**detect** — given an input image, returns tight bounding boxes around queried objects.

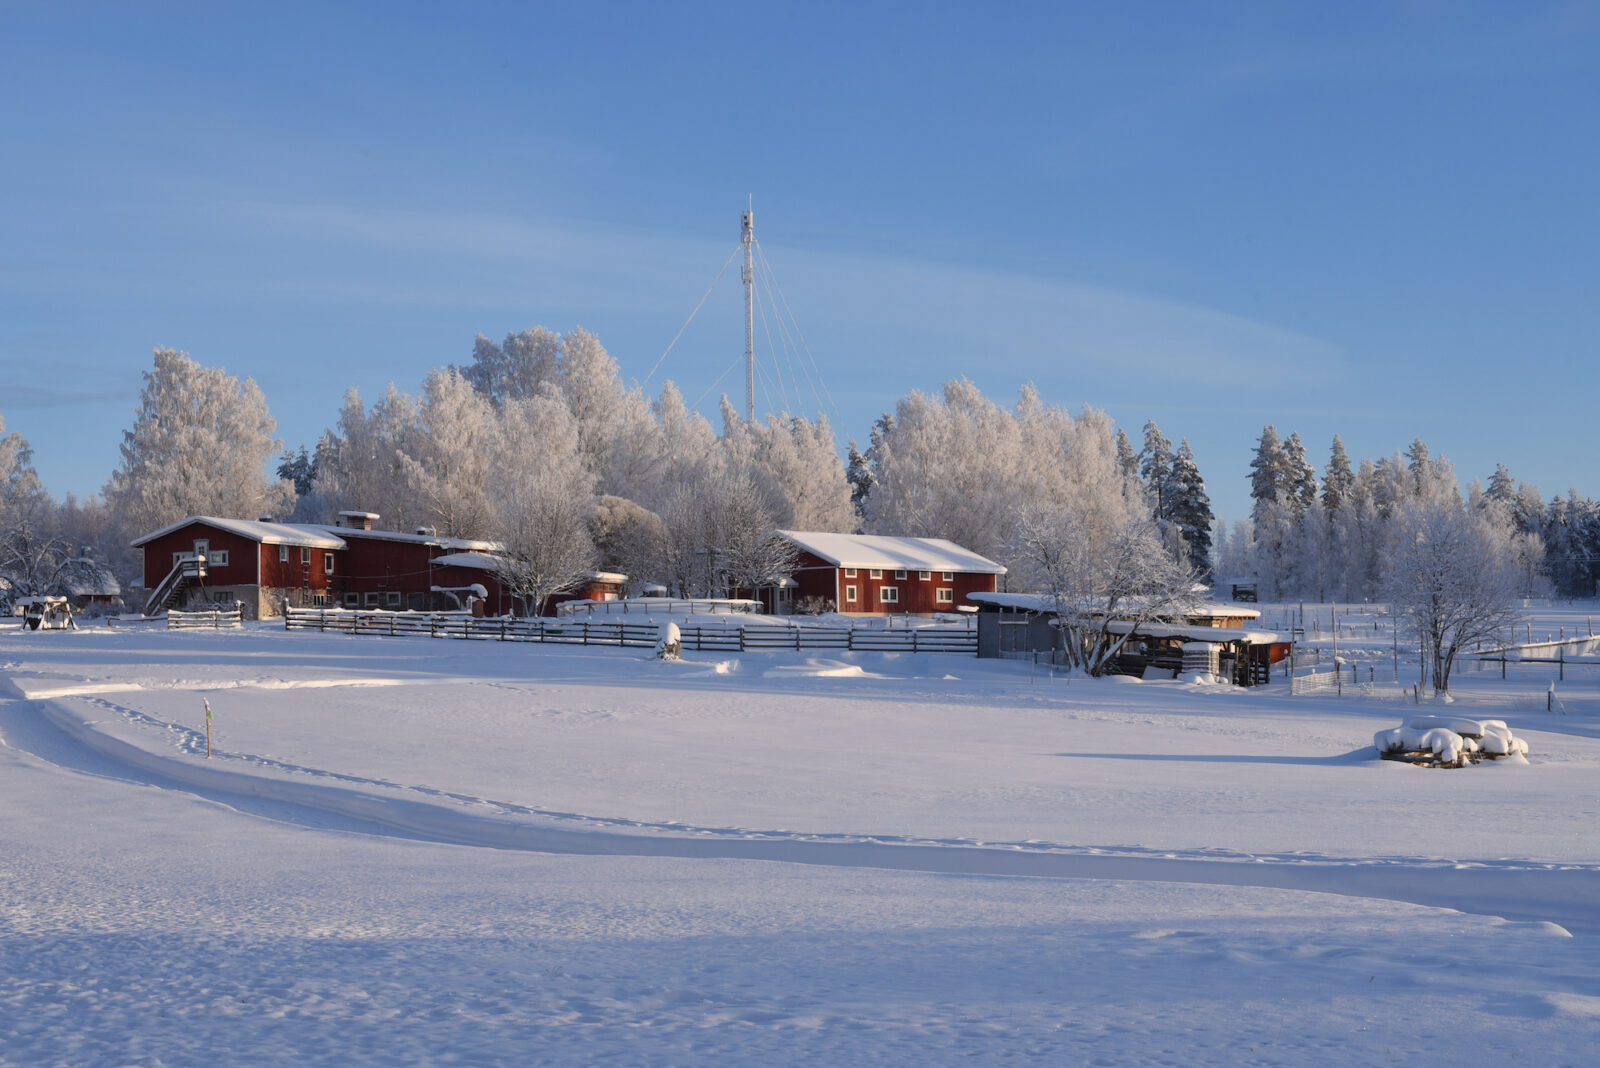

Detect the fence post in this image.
[912,628,919,654]
[739,627,746,652]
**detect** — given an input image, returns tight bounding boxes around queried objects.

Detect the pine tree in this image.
[1168,439,1214,577]
[1138,421,1174,521]
[1485,463,1516,507]
[1283,432,1317,517]
[1322,435,1353,513]
[1114,428,1139,486]
[845,440,872,519]
[1248,426,1285,521]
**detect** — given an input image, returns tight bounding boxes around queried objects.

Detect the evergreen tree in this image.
[1284,432,1317,517]
[276,446,317,498]
[1322,435,1353,513]
[1168,439,1214,577]
[1248,426,1286,521]
[1485,464,1516,507]
[845,440,872,520]
[1138,421,1174,521]
[1113,428,1139,485]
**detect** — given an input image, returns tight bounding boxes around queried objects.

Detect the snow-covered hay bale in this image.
[1375,716,1529,767]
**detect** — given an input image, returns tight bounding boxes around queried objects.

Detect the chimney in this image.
[338,510,378,531]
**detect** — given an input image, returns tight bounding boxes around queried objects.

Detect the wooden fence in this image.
[283,609,977,654]
[169,605,245,629]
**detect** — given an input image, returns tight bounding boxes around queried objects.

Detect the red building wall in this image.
[790,550,998,615]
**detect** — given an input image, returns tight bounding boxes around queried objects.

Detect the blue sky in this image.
[3,1,1597,526]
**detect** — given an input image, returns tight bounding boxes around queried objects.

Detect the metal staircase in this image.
[144,554,208,616]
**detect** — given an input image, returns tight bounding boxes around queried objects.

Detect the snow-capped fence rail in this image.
[282,609,978,655]
[168,605,244,629]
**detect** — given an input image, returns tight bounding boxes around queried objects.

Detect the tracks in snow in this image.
[2,693,1596,936]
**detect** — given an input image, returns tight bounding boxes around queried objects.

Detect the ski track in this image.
[2,690,1596,937]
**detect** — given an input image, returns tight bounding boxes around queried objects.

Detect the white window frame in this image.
[279,545,289,563]
[942,571,954,581]
[880,586,899,604]
[918,570,930,580]
[845,584,858,602]
[844,567,857,578]
[343,592,360,607]
[301,547,311,566]
[364,592,381,607]
[386,591,402,606]
[324,552,335,575]
[936,587,954,604]
[869,569,883,579]
[208,549,229,566]
[895,569,907,580]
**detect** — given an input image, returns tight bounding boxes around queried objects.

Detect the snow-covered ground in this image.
[4,608,1600,1064]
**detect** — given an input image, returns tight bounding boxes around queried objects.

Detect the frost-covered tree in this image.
[1248,426,1286,521]
[1283,432,1317,517]
[398,369,496,539]
[1138,421,1174,521]
[489,395,597,615]
[1168,439,1213,577]
[1113,427,1139,489]
[308,384,424,530]
[0,416,66,600]
[1322,435,1353,513]
[1016,500,1200,676]
[1385,500,1521,694]
[459,327,562,407]
[103,349,293,552]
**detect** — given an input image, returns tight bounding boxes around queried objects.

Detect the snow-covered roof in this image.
[1101,620,1290,645]
[966,592,1263,622]
[130,516,348,550]
[779,531,1006,574]
[967,592,1055,611]
[431,551,504,571]
[302,525,500,553]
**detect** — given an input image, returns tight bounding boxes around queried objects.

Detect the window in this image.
[918,570,930,580]
[844,568,857,578]
[324,552,335,575]
[845,585,858,602]
[365,592,380,607]
[344,592,360,607]
[210,550,229,566]
[880,587,899,603]
[937,588,954,604]
[279,545,289,563]
[213,591,231,604]
[386,591,402,606]
[869,569,883,579]
[942,571,954,581]
[173,552,184,568]
[895,569,907,580]
[301,547,310,565]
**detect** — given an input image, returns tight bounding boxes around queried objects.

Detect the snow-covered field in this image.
[4,608,1600,1065]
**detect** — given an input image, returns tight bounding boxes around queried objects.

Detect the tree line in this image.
[3,328,1585,691]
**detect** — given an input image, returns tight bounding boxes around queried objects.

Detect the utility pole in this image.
[741,200,755,422]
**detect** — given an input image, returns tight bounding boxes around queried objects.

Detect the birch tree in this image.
[1384,501,1520,694]
[103,349,293,545]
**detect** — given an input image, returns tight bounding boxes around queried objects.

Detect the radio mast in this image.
[741,200,755,421]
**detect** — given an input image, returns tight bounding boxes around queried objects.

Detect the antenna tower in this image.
[741,200,755,421]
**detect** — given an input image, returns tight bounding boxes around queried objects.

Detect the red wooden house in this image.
[776,531,1005,616]
[131,512,500,619]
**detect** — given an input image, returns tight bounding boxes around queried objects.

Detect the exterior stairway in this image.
[144,554,208,615]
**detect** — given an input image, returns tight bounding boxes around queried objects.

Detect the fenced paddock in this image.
[283,609,977,655]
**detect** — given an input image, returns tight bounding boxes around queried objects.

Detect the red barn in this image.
[777,531,1005,616]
